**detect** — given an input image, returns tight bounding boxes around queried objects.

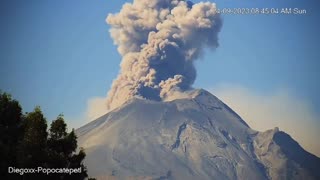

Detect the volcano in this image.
[76,89,320,180]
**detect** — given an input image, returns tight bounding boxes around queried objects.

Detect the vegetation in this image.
[0,91,95,180]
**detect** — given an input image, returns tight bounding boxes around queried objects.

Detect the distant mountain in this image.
[76,89,320,180]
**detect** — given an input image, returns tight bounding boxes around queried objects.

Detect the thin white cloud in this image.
[86,96,108,121]
[64,97,108,130]
[210,84,320,157]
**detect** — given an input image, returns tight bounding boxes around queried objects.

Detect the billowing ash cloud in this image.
[105,0,222,111]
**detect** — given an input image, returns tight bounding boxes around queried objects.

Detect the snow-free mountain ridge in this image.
[76,89,320,180]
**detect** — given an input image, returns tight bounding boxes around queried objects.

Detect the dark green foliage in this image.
[49,114,67,140]
[0,91,95,180]
[47,116,88,180]
[19,106,48,168]
[0,92,23,179]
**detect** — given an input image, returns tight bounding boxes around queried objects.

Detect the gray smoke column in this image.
[105,0,222,111]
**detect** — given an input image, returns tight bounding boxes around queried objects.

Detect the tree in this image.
[47,115,89,180]
[0,92,95,179]
[47,114,69,169]
[18,106,48,171]
[49,114,67,140]
[0,92,23,179]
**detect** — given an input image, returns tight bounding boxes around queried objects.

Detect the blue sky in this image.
[0,0,319,131]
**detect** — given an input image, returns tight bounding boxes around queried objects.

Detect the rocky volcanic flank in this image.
[76,89,320,180]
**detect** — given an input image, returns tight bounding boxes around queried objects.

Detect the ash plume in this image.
[105,0,222,111]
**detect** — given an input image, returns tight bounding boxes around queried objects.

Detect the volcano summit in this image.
[77,89,320,180]
[76,0,320,179]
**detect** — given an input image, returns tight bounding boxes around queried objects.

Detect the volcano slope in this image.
[76,89,320,180]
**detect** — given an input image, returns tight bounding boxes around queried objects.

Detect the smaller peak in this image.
[269,127,280,136]
[260,127,281,139]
